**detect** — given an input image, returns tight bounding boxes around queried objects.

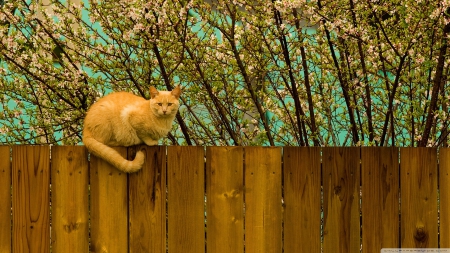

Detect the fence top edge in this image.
[0,145,446,149]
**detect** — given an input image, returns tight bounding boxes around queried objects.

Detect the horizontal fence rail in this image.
[0,146,449,253]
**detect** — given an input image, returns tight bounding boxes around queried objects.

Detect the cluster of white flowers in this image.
[274,0,308,12]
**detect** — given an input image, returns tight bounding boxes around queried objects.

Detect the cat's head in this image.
[149,85,181,117]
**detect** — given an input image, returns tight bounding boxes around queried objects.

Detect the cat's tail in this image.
[83,133,145,173]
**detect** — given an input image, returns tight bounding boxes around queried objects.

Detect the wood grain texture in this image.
[322,147,360,253]
[440,148,450,248]
[361,147,399,252]
[12,146,50,253]
[283,147,321,253]
[129,146,166,253]
[167,146,205,253]
[0,146,11,253]
[90,147,128,253]
[206,147,244,253]
[51,146,89,253]
[400,148,438,248]
[244,147,282,253]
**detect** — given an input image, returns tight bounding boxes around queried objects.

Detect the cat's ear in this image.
[171,85,181,99]
[150,86,159,99]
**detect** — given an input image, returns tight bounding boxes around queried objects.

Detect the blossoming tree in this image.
[1,0,449,146]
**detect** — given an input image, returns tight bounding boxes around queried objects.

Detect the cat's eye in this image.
[157,103,162,106]
[168,103,173,106]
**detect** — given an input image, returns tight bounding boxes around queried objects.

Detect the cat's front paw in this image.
[143,139,158,146]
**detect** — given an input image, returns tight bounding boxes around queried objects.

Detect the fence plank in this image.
[129,146,166,253]
[441,148,450,248]
[0,146,11,253]
[12,146,50,253]
[244,147,282,253]
[283,147,321,253]
[206,147,244,253]
[400,148,438,248]
[90,147,128,253]
[167,146,205,253]
[51,146,89,253]
[361,147,399,252]
[322,147,360,253]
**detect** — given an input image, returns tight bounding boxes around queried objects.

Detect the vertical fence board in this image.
[0,146,11,253]
[90,147,128,253]
[361,147,399,252]
[51,146,89,252]
[440,148,450,248]
[129,146,166,253]
[283,147,321,253]
[244,147,282,253]
[12,146,50,253]
[400,148,438,248]
[206,147,244,253]
[167,146,205,253]
[322,147,360,253]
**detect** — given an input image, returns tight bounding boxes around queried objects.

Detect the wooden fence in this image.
[0,146,449,253]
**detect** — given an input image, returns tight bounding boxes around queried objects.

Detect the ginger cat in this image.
[83,86,181,173]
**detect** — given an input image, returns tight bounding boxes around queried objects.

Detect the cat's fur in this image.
[82,86,181,173]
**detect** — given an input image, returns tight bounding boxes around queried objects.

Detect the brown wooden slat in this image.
[0,146,11,253]
[400,147,438,248]
[167,146,205,253]
[244,147,282,253]
[129,146,166,253]
[283,147,321,253]
[51,146,89,252]
[361,147,399,252]
[322,147,360,253]
[206,147,244,253]
[90,147,128,253]
[440,148,450,248]
[12,146,50,253]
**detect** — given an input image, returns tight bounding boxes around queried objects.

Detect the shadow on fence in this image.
[0,146,449,253]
